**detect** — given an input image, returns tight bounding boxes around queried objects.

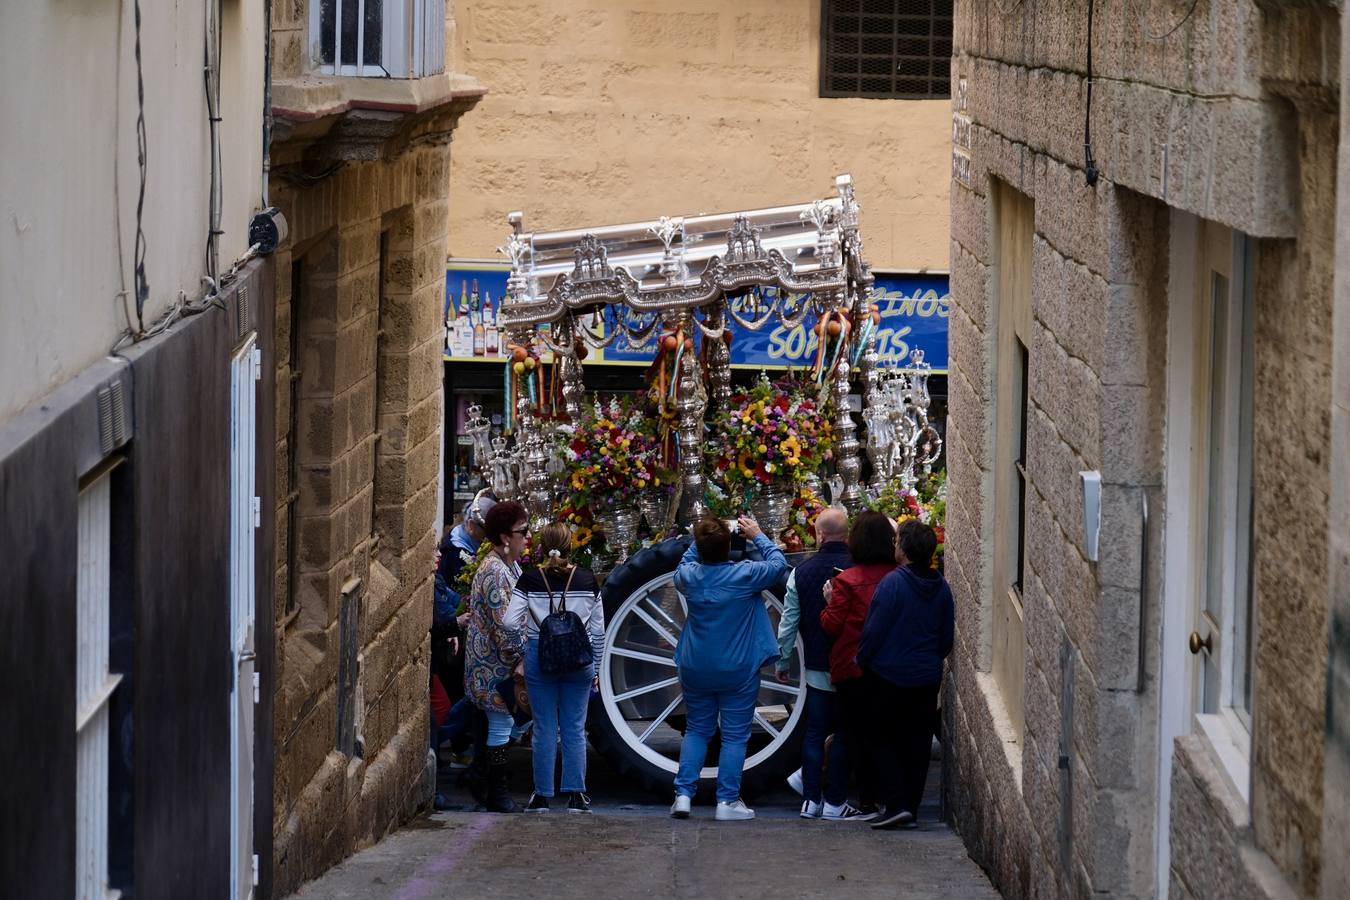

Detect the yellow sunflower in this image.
[737,449,755,478]
[572,527,593,548]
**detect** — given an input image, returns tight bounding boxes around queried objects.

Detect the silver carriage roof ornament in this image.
[496,174,872,329]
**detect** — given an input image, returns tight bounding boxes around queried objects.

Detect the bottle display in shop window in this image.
[444,280,459,353]
[453,279,473,357]
[472,310,486,357]
[484,290,499,356]
[471,279,486,357]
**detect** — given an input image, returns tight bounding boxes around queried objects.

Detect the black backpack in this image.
[531,567,594,675]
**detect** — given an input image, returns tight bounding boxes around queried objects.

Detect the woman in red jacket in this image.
[820,510,898,819]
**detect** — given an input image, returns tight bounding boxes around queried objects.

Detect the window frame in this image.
[989,180,1034,752]
[1188,228,1256,741]
[76,462,124,899]
[309,0,445,79]
[818,0,953,100]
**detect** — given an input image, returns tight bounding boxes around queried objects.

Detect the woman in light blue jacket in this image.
[670,514,787,821]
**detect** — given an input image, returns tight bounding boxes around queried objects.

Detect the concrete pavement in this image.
[292,742,999,899]
[294,806,1000,899]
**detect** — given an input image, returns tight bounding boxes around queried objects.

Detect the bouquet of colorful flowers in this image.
[867,469,947,567]
[555,397,669,560]
[452,541,494,605]
[708,375,834,500]
[783,486,829,551]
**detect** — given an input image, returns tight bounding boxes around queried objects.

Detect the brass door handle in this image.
[1188,631,1212,655]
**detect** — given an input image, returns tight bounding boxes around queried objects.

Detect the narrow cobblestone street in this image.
[295,745,997,899]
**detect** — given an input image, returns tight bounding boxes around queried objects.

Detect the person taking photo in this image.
[670,514,787,821]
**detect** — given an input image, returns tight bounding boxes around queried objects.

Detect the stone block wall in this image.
[268,139,456,895]
[446,0,952,270]
[946,3,1339,898]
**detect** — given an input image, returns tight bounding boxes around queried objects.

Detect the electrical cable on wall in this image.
[113,0,131,336]
[204,0,223,293]
[132,0,150,333]
[1144,0,1198,42]
[262,0,273,208]
[1083,0,1099,187]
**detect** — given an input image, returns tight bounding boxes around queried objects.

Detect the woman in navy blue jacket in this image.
[856,518,954,830]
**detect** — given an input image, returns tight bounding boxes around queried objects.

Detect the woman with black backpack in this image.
[506,521,606,814]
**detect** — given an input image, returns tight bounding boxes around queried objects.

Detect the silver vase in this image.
[750,482,791,538]
[638,491,671,532]
[596,506,639,561]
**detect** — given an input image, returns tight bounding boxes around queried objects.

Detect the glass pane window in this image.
[312,0,446,78]
[1194,235,1255,727]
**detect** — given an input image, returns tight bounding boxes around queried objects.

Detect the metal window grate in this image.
[820,0,953,99]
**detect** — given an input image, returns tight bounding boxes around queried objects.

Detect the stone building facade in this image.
[266,2,483,892]
[446,0,953,271]
[945,3,1347,898]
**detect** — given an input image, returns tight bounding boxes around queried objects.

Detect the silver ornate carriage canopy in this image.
[487,175,940,527]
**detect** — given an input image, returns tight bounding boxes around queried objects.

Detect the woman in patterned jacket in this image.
[463,499,529,813]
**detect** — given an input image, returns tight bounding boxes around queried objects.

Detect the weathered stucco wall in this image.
[946,2,1339,898]
[0,1,265,423]
[446,0,950,270]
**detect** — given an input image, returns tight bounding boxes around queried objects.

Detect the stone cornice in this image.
[270,72,486,164]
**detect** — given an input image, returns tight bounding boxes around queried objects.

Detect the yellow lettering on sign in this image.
[768,324,820,362]
[872,325,914,361]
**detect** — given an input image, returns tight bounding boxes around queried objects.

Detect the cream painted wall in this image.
[446,0,951,271]
[0,1,266,423]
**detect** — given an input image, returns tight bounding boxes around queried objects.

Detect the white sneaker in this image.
[715,799,755,821]
[786,768,804,796]
[670,795,691,819]
[823,801,869,821]
[800,799,824,819]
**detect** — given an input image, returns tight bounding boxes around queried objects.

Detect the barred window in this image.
[820,0,953,99]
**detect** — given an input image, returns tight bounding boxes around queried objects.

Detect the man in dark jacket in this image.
[774,508,867,820]
[856,518,954,830]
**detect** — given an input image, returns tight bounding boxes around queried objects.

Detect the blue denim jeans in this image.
[437,696,473,749]
[674,668,760,803]
[524,640,594,796]
[485,709,514,747]
[801,685,849,805]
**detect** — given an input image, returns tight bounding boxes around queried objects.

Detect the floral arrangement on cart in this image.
[704,373,835,549]
[868,469,947,569]
[554,396,676,566]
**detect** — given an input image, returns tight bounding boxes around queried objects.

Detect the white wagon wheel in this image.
[587,537,808,798]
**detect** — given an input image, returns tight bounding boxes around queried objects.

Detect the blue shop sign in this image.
[602,273,950,372]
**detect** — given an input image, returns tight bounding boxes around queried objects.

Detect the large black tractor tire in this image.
[586,535,804,801]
